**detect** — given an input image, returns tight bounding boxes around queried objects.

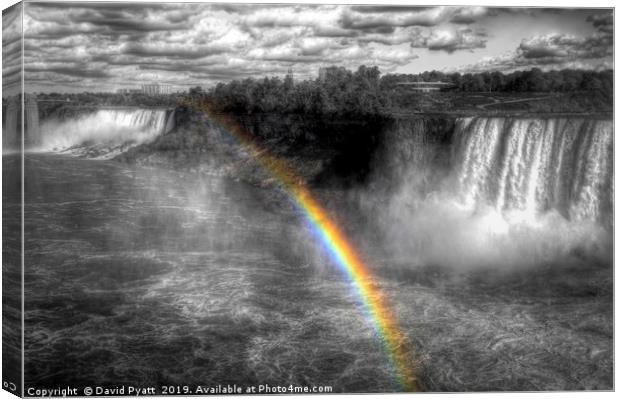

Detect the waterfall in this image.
[2,95,42,152]
[452,117,613,225]
[39,108,174,159]
[372,116,612,270]
[164,109,176,134]
[2,98,20,152]
[25,96,40,147]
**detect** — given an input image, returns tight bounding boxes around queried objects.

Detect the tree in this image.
[189,86,204,96]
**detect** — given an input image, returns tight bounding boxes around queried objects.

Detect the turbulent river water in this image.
[17,154,402,392]
[4,113,613,392]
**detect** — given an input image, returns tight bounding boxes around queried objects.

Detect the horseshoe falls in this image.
[453,118,612,226]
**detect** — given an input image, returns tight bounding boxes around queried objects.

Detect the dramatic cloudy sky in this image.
[2,1,614,93]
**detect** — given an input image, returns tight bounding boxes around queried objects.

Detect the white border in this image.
[0,1,617,399]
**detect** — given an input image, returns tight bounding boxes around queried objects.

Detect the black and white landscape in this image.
[2,1,614,395]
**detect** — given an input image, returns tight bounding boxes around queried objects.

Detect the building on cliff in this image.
[141,83,173,96]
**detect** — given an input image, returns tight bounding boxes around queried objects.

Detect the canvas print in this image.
[2,1,614,396]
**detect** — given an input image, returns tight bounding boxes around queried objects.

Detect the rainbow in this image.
[186,99,417,391]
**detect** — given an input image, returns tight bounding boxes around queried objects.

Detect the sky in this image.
[1,1,614,94]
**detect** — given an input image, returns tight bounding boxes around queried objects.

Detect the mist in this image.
[377,191,611,271]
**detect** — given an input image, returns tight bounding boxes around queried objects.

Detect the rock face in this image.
[116,107,388,187]
[370,116,456,194]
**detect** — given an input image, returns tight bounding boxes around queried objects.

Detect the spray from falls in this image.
[39,108,175,158]
[181,99,419,391]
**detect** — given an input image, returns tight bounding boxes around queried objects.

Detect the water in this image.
[16,114,614,392]
[21,154,396,393]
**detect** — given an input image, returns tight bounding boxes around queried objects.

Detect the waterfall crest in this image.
[39,108,174,159]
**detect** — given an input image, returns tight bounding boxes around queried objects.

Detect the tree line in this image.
[193,65,387,117]
[192,66,612,117]
[383,68,613,93]
[33,65,612,118]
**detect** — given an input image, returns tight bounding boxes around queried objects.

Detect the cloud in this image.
[587,12,613,34]
[450,7,488,24]
[2,3,22,43]
[335,6,488,52]
[340,6,490,30]
[411,27,487,52]
[27,66,111,79]
[519,33,611,61]
[339,7,450,30]
[357,29,415,45]
[24,2,189,41]
[242,5,339,29]
[460,30,613,73]
[459,8,612,73]
[79,16,186,33]
[350,6,434,14]
[121,43,228,59]
[22,2,431,90]
[312,26,359,38]
[19,3,613,92]
[2,3,23,94]
[246,37,417,72]
[209,3,286,15]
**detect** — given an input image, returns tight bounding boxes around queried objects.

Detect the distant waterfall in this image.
[25,96,40,147]
[2,99,19,152]
[164,109,176,133]
[2,94,40,152]
[39,108,174,159]
[452,118,613,225]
